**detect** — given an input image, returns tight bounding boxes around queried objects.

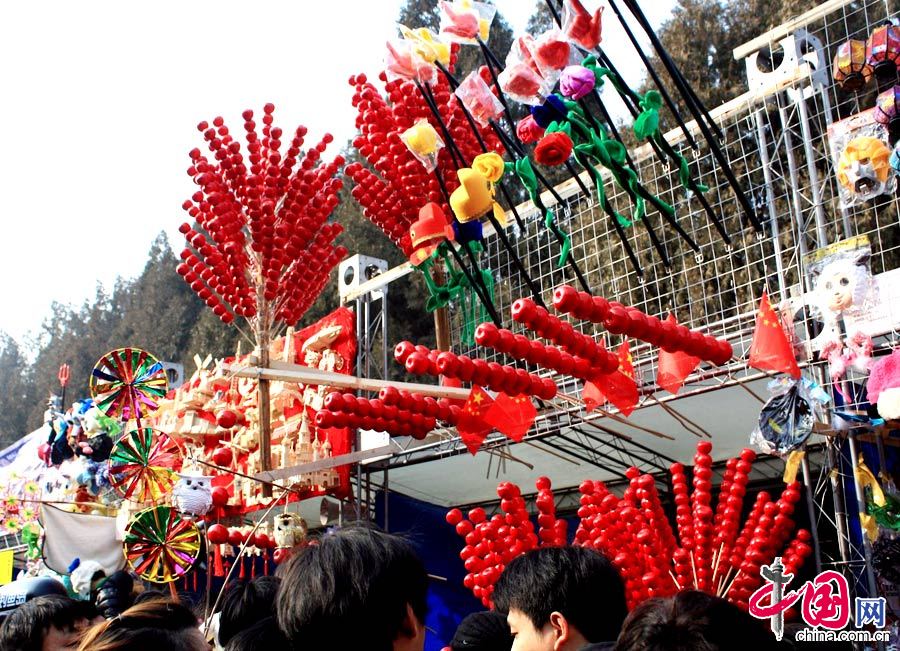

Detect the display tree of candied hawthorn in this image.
[345,52,503,256]
[176,103,348,330]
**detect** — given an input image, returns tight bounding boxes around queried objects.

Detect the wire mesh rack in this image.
[394,0,900,601]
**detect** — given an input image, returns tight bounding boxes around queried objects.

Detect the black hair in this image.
[223,617,288,651]
[493,546,627,643]
[76,598,202,651]
[275,525,428,650]
[218,577,281,646]
[0,594,90,651]
[450,610,513,651]
[614,591,778,651]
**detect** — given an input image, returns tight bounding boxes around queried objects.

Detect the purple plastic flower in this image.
[559,65,596,100]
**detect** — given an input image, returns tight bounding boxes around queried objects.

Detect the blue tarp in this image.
[374,490,483,651]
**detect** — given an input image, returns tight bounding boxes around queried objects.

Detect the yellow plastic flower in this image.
[22,507,35,521]
[4,519,19,533]
[5,496,16,508]
[400,26,451,67]
[472,152,505,182]
[402,120,441,157]
[24,481,38,495]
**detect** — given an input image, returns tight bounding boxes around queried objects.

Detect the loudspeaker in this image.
[338,254,388,302]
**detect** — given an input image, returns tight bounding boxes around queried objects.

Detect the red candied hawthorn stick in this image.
[393,341,557,400]
[179,104,346,325]
[535,477,566,547]
[691,441,715,592]
[316,392,436,439]
[474,323,615,382]
[511,298,618,372]
[346,62,501,255]
[552,285,733,366]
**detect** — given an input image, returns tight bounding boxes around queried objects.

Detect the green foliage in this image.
[0,334,35,447]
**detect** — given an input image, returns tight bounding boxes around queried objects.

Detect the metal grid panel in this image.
[446,0,900,389]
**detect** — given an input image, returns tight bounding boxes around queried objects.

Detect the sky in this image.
[0,0,676,345]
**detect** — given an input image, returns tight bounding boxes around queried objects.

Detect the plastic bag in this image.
[455,71,503,126]
[400,119,444,172]
[530,29,576,85]
[498,35,553,105]
[751,377,830,456]
[827,107,896,207]
[438,0,495,45]
[384,39,437,85]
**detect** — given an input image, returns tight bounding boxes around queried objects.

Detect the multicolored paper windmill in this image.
[108,428,183,503]
[90,348,168,422]
[123,505,201,583]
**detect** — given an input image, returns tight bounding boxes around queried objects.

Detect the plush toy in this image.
[69,559,105,600]
[867,348,900,420]
[171,471,213,517]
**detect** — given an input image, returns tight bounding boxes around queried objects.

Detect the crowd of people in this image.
[0,526,838,650]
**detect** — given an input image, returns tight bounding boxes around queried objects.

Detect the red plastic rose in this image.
[534,132,573,166]
[516,115,545,144]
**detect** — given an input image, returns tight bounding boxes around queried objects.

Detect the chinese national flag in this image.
[748,290,800,379]
[583,339,639,417]
[656,314,701,394]
[457,386,495,455]
[484,393,537,442]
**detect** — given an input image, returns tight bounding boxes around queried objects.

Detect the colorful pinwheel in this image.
[108,428,183,503]
[123,505,201,583]
[90,348,168,422]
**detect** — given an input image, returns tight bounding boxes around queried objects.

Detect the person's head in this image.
[0,594,95,651]
[223,616,287,651]
[614,591,778,651]
[276,525,428,651]
[450,610,514,651]
[76,599,206,651]
[217,577,280,647]
[493,546,627,651]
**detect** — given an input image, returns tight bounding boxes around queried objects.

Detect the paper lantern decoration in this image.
[833,39,872,91]
[867,24,900,82]
[108,428,183,503]
[874,85,900,140]
[90,349,168,422]
[123,505,201,583]
[836,136,893,200]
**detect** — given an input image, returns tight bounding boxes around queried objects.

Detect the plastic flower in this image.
[534,32,571,71]
[516,115,545,144]
[531,95,568,128]
[24,481,38,495]
[22,507,35,521]
[563,0,603,50]
[472,152,505,182]
[400,26,451,67]
[559,65,596,100]
[534,132,574,166]
[5,496,17,508]
[402,120,442,157]
[4,519,20,533]
[499,63,545,101]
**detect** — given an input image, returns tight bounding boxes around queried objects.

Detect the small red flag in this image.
[584,339,639,416]
[748,290,800,379]
[656,314,701,394]
[583,380,605,412]
[457,386,495,455]
[484,393,537,442]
